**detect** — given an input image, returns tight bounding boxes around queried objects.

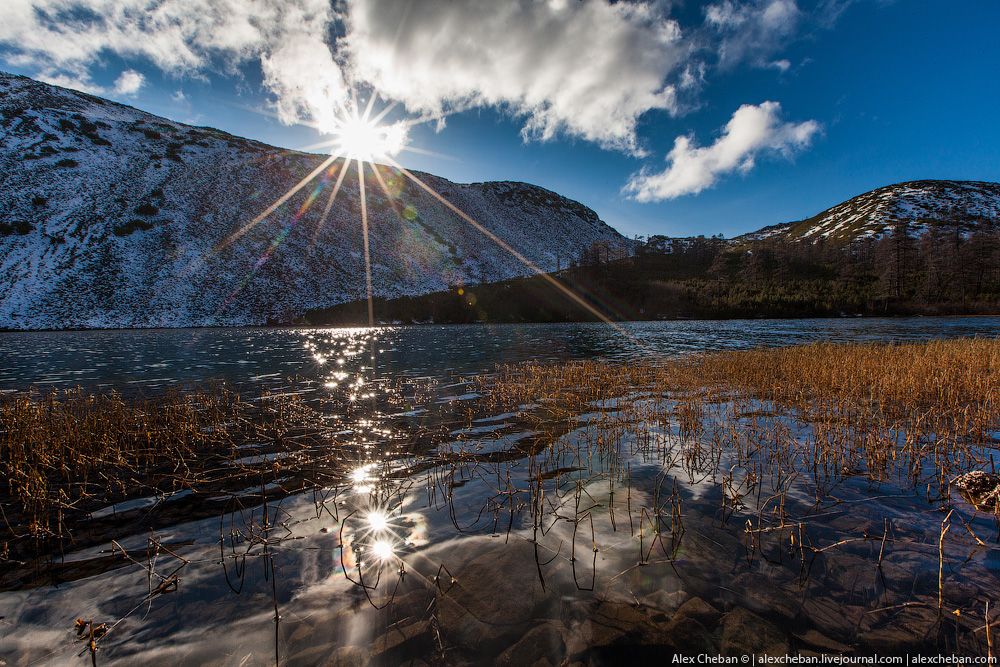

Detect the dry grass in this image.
[2,339,997,658]
[490,338,997,417]
[0,388,332,546]
[483,338,999,497]
[464,339,999,651]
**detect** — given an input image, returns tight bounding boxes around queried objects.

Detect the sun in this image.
[331,111,407,161]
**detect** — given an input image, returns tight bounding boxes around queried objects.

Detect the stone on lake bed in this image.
[435,543,552,650]
[672,596,722,625]
[794,629,853,653]
[953,470,1000,509]
[496,621,567,666]
[720,608,790,656]
[370,619,434,663]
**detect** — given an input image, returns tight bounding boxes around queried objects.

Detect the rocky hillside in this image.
[0,72,627,330]
[739,180,1000,244]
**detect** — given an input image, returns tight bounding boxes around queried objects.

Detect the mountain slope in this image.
[0,72,627,330]
[738,180,1000,244]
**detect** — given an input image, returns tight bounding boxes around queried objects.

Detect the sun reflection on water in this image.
[370,539,395,562]
[366,510,388,533]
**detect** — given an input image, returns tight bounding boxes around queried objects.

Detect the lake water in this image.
[1,317,998,665]
[2,317,998,392]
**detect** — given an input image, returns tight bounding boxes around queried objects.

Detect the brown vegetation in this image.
[0,388,334,549]
[2,339,999,659]
[484,338,999,516]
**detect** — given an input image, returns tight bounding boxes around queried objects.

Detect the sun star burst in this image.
[329,109,407,162]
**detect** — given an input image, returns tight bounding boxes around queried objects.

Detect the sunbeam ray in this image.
[358,159,375,327]
[369,100,398,127]
[383,157,631,332]
[397,145,461,161]
[312,159,352,243]
[218,154,338,250]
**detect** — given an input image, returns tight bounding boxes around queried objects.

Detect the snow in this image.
[738,179,1000,245]
[0,72,629,330]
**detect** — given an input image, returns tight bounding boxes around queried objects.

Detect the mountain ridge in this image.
[2,72,998,330]
[735,179,1000,244]
[0,72,627,330]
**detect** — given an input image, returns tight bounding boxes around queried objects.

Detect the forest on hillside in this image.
[302,221,1000,325]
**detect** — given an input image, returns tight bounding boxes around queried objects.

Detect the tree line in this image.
[302,218,1000,325]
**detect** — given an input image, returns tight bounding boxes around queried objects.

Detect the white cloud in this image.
[705,0,801,69]
[0,0,828,189]
[342,0,689,154]
[260,26,348,133]
[112,69,144,95]
[36,71,104,95]
[624,101,820,201]
[0,0,341,128]
[1,0,696,153]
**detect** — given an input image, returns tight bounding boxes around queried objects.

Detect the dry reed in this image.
[0,387,333,551]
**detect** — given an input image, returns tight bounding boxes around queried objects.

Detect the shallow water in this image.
[1,318,998,665]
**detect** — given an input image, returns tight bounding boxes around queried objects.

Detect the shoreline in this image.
[2,311,1000,335]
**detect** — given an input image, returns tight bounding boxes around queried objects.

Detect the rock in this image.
[720,608,789,656]
[627,565,684,601]
[660,615,718,655]
[287,644,339,667]
[953,471,1000,509]
[497,622,567,666]
[673,597,722,625]
[562,599,647,654]
[799,597,864,644]
[795,629,853,653]
[370,619,433,665]
[435,546,549,651]
[858,605,939,654]
[640,589,689,615]
[387,589,433,624]
[623,596,722,655]
[563,597,718,660]
[320,646,368,667]
[288,621,314,644]
[858,624,930,654]
[729,573,800,622]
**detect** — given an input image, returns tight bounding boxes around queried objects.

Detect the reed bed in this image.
[454,339,1000,655]
[0,387,333,549]
[489,339,997,417]
[483,339,999,485]
[3,339,999,660]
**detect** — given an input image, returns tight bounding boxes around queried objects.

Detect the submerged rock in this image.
[497,621,567,666]
[794,629,853,653]
[720,608,789,656]
[672,597,722,626]
[435,544,551,651]
[953,471,1000,509]
[370,619,433,664]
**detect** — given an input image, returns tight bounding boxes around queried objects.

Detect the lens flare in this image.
[331,113,407,161]
[349,463,375,485]
[367,510,388,533]
[371,539,395,561]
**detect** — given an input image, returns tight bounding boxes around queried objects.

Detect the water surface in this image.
[2,317,997,392]
[1,317,998,664]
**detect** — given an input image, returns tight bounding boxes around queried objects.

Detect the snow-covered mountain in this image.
[0,72,626,330]
[738,180,1000,244]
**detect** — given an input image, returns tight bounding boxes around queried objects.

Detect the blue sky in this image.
[1,0,998,238]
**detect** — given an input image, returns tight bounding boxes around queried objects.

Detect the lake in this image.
[2,317,998,392]
[0,317,998,665]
